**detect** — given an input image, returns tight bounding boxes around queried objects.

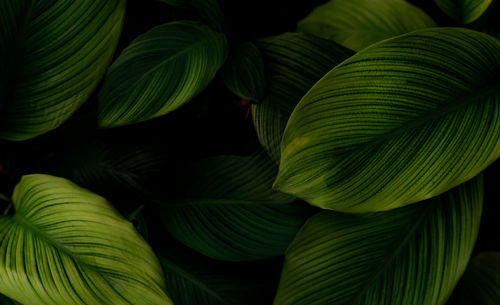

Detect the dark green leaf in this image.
[221,42,267,103]
[159,0,225,33]
[275,28,500,212]
[160,153,312,261]
[252,33,353,163]
[98,21,228,128]
[274,177,483,305]
[297,0,436,51]
[0,0,125,140]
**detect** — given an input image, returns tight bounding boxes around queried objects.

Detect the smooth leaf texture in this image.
[221,42,267,103]
[297,0,436,51]
[435,0,492,24]
[275,28,500,212]
[251,33,353,163]
[457,252,500,305]
[0,174,172,305]
[0,0,125,140]
[161,153,311,261]
[98,21,228,127]
[158,239,281,305]
[159,0,225,33]
[274,177,483,305]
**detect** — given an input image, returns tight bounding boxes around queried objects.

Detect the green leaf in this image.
[98,21,228,128]
[221,42,267,103]
[158,238,282,305]
[435,0,492,24]
[457,252,500,305]
[159,0,225,33]
[275,28,500,212]
[251,33,353,164]
[0,174,172,305]
[297,0,436,51]
[0,0,125,141]
[160,153,312,261]
[274,176,483,305]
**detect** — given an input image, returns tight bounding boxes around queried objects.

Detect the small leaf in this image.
[274,177,483,305]
[160,153,312,261]
[457,252,500,305]
[0,0,125,140]
[297,0,436,51]
[435,0,492,24]
[221,42,267,103]
[252,33,353,163]
[0,174,172,305]
[159,0,225,32]
[275,28,500,212]
[98,21,228,128]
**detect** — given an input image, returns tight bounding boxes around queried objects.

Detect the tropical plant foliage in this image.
[0,0,499,304]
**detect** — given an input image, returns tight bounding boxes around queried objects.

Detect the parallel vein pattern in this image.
[252,33,353,164]
[98,21,227,128]
[274,177,483,305]
[276,28,500,212]
[0,174,171,305]
[0,0,125,140]
[435,0,492,24]
[161,153,310,261]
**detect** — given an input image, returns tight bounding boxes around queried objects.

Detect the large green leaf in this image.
[160,153,312,261]
[275,28,500,212]
[297,0,436,51]
[435,0,492,24]
[251,33,353,163]
[159,0,225,33]
[0,0,125,140]
[221,42,267,103]
[0,174,172,305]
[274,177,483,305]
[456,252,500,305]
[98,21,228,128]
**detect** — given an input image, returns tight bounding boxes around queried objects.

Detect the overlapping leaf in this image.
[251,33,353,163]
[158,239,281,305]
[275,28,500,212]
[160,153,311,261]
[0,0,125,140]
[221,42,267,103]
[435,0,492,24]
[297,0,436,51]
[0,174,172,305]
[274,177,483,305]
[98,21,228,127]
[456,252,500,305]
